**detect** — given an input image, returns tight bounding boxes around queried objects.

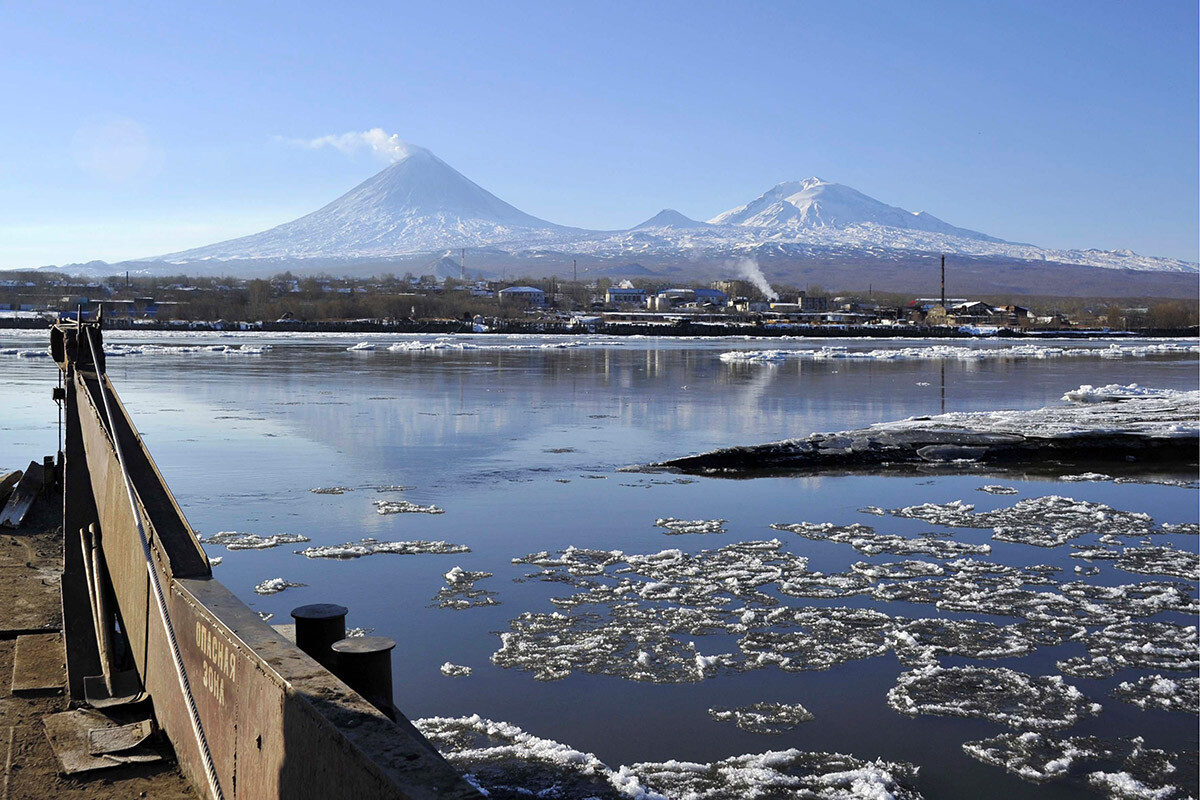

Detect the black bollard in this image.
[330,636,396,720]
[289,603,348,671]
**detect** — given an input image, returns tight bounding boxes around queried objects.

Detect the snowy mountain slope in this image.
[151,143,1197,274]
[161,144,582,261]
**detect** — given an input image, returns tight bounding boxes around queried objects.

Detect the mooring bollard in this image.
[330,636,397,720]
[290,603,348,671]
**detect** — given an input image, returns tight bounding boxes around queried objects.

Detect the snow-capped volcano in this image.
[163,143,573,261]
[708,177,1001,242]
[633,209,708,229]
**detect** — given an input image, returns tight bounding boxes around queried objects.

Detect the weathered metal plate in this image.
[11,632,64,694]
[0,463,44,529]
[42,709,164,774]
[87,719,153,755]
[0,471,20,508]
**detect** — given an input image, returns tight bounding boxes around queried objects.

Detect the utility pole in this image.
[940,254,946,308]
[573,259,577,283]
[461,248,465,282]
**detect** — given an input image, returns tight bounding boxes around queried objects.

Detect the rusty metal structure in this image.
[53,319,481,799]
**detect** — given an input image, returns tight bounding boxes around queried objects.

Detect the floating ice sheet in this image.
[719,343,1199,365]
[708,702,814,734]
[963,732,1117,782]
[1111,674,1199,713]
[979,485,1019,495]
[296,538,469,559]
[440,662,472,677]
[654,518,726,535]
[310,486,353,494]
[887,665,1101,729]
[253,578,305,595]
[414,714,925,800]
[965,732,1198,798]
[770,520,991,557]
[1056,621,1199,679]
[202,531,311,550]
[433,567,499,609]
[892,495,1163,548]
[374,499,444,515]
[1062,383,1192,403]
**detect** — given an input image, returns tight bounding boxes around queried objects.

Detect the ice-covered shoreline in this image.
[655,386,1200,474]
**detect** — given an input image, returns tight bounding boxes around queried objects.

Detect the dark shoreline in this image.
[1,317,1196,339]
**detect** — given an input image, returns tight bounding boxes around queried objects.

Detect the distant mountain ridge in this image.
[141,141,1196,280]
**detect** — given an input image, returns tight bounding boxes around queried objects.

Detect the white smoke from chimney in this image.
[285,128,417,162]
[734,257,778,300]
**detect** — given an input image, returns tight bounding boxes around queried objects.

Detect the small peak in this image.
[633,208,705,230]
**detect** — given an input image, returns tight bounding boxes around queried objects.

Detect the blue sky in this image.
[1,0,1196,268]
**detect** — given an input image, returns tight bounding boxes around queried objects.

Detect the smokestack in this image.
[940,255,945,308]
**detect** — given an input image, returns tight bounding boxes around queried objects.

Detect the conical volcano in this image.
[163,143,572,261]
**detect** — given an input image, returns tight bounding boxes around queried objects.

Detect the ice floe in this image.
[887,665,1101,729]
[374,499,444,515]
[1062,383,1191,403]
[201,531,311,550]
[310,486,353,494]
[979,484,1019,495]
[654,518,726,535]
[964,733,1198,798]
[295,538,469,559]
[891,495,1164,548]
[1056,621,1199,679]
[963,731,1117,782]
[253,578,305,595]
[887,618,1044,666]
[708,702,814,734]
[440,662,473,677]
[414,714,925,800]
[770,520,990,558]
[1111,674,1199,714]
[433,567,499,609]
